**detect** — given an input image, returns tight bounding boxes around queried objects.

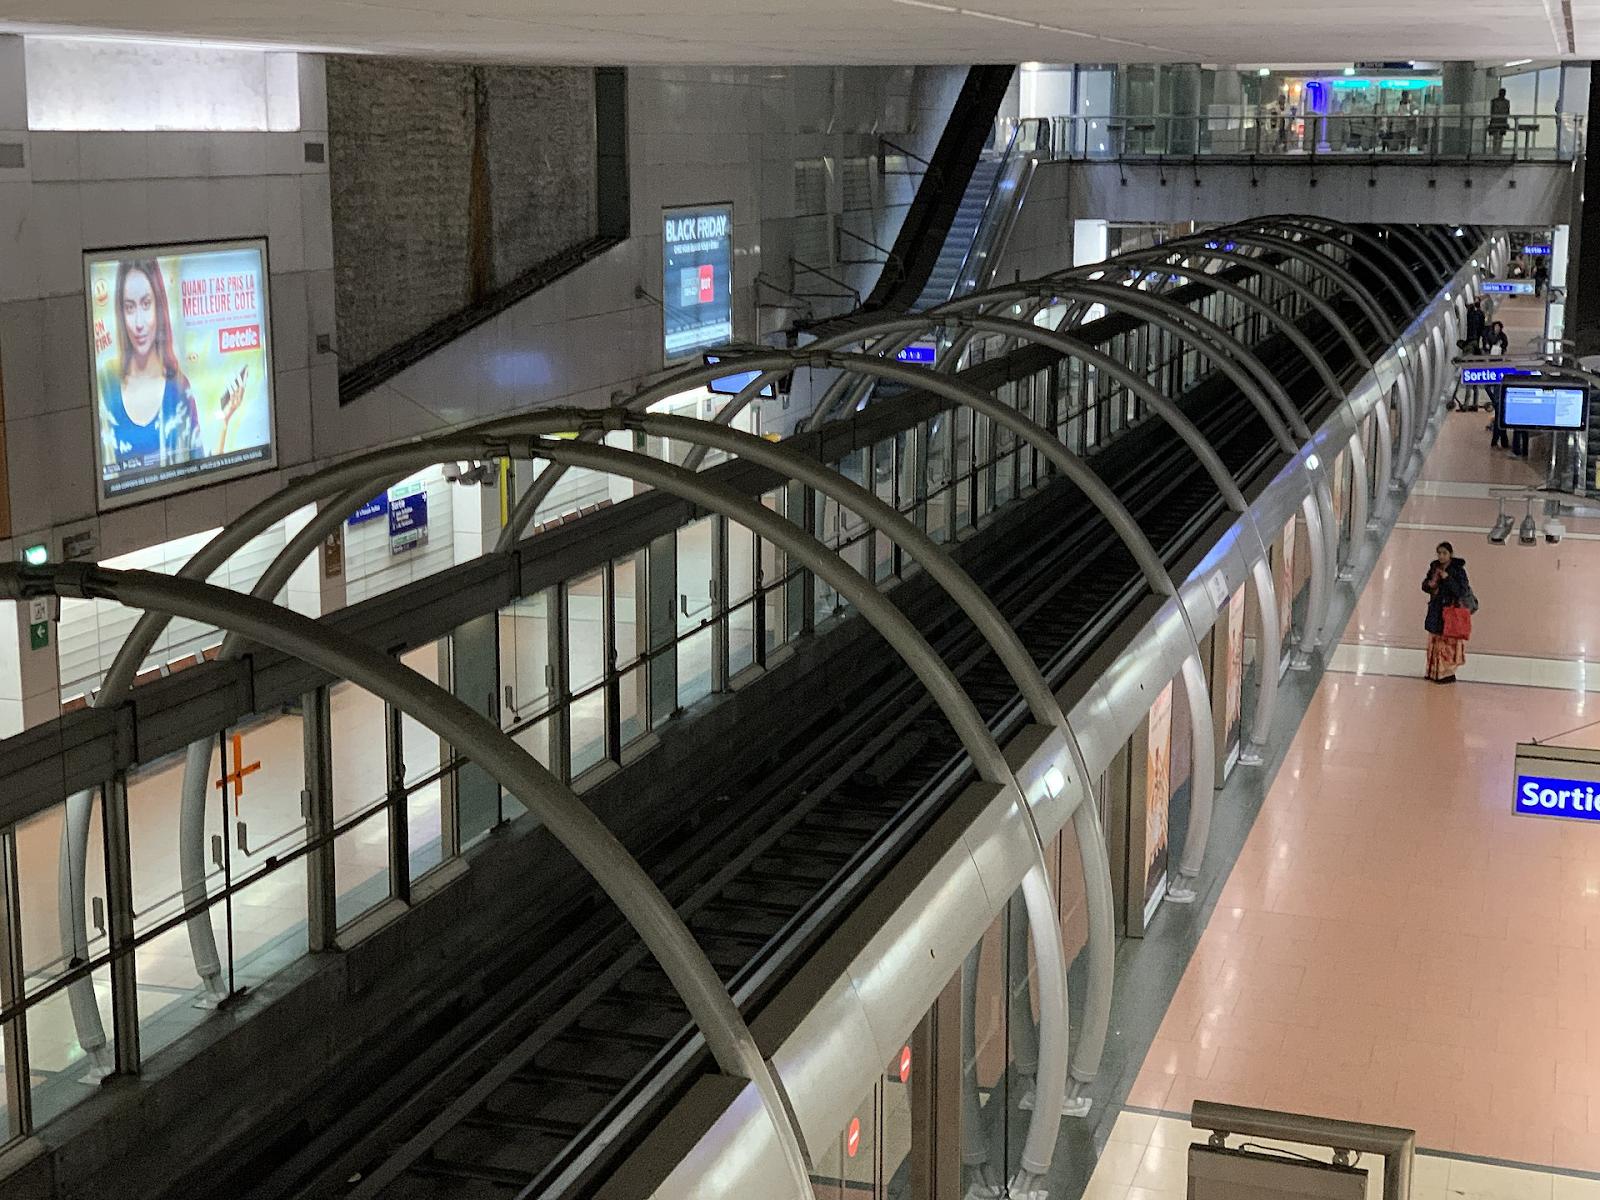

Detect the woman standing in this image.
[1422,541,1472,683]
[97,259,247,479]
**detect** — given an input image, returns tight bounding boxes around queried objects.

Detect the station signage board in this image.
[348,492,390,526]
[1513,743,1600,824]
[1458,365,1523,386]
[387,481,429,555]
[1483,281,1537,295]
[896,342,938,365]
[1525,244,1552,256]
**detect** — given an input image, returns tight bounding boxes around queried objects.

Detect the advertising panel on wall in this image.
[1277,515,1296,672]
[662,205,733,362]
[1222,588,1248,774]
[85,239,276,509]
[1142,680,1174,926]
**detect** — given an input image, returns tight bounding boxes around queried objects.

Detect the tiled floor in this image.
[1083,1111,1600,1200]
[1118,398,1600,1173]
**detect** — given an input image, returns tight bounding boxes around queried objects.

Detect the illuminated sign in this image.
[896,343,938,365]
[845,1117,862,1158]
[663,204,734,361]
[387,481,429,555]
[1459,365,1521,386]
[348,492,390,526]
[1482,281,1536,295]
[1525,244,1552,256]
[85,238,277,509]
[1514,743,1600,823]
[1501,383,1587,430]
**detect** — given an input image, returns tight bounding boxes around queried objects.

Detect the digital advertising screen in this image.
[663,205,733,362]
[1500,383,1587,430]
[85,238,276,509]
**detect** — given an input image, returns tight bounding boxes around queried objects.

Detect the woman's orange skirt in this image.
[1426,633,1465,680]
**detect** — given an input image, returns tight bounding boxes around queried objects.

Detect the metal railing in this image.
[999,111,1584,163]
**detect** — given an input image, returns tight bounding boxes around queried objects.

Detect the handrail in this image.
[1191,1100,1415,1200]
[1029,110,1583,163]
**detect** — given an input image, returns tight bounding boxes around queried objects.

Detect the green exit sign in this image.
[28,621,49,651]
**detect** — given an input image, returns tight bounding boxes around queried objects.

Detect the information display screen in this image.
[85,239,276,508]
[1500,383,1587,430]
[663,205,733,361]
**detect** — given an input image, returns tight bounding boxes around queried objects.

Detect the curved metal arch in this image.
[823,307,1293,782]
[516,435,1068,1179]
[20,562,818,1200]
[1113,244,1373,372]
[1036,277,1307,447]
[1186,229,1398,343]
[1266,215,1431,309]
[1037,275,1354,660]
[110,415,1078,1180]
[1392,223,1455,278]
[200,409,1097,1142]
[1078,258,1350,408]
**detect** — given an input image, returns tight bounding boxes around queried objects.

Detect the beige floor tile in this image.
[1106,1110,1160,1147]
[1130,1142,1189,1193]
[1087,1139,1153,1189]
[1446,1157,1556,1199]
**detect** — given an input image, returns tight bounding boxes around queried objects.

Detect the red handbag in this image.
[1442,605,1472,640]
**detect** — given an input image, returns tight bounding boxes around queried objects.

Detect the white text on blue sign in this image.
[1515,773,1600,822]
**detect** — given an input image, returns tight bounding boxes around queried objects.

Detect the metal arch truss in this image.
[14,561,819,1200]
[63,218,1470,1187]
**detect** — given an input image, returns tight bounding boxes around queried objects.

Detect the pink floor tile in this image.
[1122,415,1600,1170]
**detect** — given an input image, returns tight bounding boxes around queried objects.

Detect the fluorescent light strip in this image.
[889,0,1178,51]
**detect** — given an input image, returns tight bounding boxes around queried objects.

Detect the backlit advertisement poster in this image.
[662,204,733,361]
[1224,583,1247,772]
[85,239,276,509]
[1331,450,1349,549]
[1277,515,1296,666]
[1144,680,1173,921]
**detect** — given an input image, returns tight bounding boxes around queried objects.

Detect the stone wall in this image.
[326,58,596,375]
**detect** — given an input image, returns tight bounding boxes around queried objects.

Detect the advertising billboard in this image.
[1224,583,1247,772]
[1143,680,1174,920]
[85,239,276,508]
[663,205,733,362]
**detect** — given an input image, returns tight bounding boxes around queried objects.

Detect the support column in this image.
[1569,65,1600,358]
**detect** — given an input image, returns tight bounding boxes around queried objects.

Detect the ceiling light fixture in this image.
[1505,58,1534,67]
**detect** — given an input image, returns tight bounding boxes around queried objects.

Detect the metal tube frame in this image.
[7,561,818,1200]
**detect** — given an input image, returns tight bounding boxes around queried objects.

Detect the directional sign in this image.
[1514,742,1600,824]
[1483,281,1536,295]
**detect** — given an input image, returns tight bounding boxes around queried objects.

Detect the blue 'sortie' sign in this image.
[1460,366,1520,386]
[1513,744,1600,823]
[1515,774,1600,821]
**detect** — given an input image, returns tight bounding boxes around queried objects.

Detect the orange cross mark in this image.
[215,732,262,817]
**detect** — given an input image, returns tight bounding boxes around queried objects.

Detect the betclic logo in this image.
[219,324,261,353]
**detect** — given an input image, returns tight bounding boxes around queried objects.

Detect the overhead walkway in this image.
[0,219,1493,1200]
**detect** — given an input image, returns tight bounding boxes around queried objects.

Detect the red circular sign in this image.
[898,1045,912,1083]
[846,1116,861,1158]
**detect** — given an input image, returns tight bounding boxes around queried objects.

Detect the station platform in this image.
[1077,345,1600,1194]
